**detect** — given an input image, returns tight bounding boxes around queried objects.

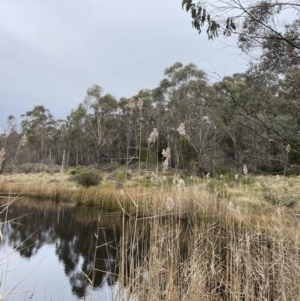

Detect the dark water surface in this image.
[0,198,127,301]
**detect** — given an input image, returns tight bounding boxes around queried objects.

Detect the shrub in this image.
[68,166,84,175]
[73,168,102,188]
[17,163,60,173]
[116,170,127,181]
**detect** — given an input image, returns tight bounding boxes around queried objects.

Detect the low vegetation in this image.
[1,167,300,300]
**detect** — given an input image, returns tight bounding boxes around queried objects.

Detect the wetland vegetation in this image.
[1,0,300,299]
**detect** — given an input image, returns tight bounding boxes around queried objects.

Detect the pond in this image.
[0,198,130,301]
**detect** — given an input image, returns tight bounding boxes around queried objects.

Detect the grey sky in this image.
[0,0,246,131]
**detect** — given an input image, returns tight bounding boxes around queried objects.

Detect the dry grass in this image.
[1,172,300,300]
[1,172,300,215]
[117,201,300,301]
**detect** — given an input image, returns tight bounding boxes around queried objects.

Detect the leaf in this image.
[186,0,193,12]
[230,20,236,31]
[201,9,206,25]
[191,7,197,19]
[197,6,202,18]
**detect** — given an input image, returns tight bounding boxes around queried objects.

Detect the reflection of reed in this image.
[2,195,300,300]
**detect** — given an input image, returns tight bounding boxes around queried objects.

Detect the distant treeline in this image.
[1,61,300,175]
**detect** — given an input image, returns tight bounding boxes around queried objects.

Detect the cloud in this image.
[0,0,246,129]
[0,27,21,59]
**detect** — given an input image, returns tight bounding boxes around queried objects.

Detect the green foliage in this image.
[72,168,102,188]
[68,166,84,175]
[176,137,197,169]
[19,163,60,174]
[262,187,298,207]
[182,0,221,39]
[115,170,127,188]
[116,170,127,181]
[206,178,224,192]
[240,176,256,186]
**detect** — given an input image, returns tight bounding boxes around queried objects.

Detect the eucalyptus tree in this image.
[181,0,300,173]
[182,0,300,52]
[21,105,56,163]
[117,90,155,168]
[215,72,300,172]
[214,74,265,170]
[153,62,224,173]
[82,85,118,164]
[51,119,69,170]
[66,104,88,166]
[0,115,26,173]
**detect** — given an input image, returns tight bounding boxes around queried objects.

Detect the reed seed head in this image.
[137,98,143,112]
[243,165,248,175]
[173,173,179,184]
[177,123,186,136]
[150,172,160,186]
[19,134,27,147]
[228,201,235,211]
[177,178,186,192]
[0,148,5,169]
[166,197,174,211]
[162,157,169,172]
[162,147,171,159]
[126,98,136,111]
[148,128,158,144]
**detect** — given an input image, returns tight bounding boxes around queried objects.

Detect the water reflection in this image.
[0,198,124,300]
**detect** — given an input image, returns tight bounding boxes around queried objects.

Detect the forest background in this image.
[1,0,300,177]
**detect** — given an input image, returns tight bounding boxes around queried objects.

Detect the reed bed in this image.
[116,201,300,301]
[1,175,300,300]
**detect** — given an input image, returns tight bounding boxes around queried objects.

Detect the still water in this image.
[0,198,127,301]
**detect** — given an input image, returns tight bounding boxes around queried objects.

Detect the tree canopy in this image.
[182,0,300,55]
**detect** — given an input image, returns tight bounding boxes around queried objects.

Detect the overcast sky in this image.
[0,0,247,131]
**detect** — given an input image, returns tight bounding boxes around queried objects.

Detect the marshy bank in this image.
[1,170,300,214]
[1,171,300,300]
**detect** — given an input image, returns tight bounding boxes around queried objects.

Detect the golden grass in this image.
[1,172,300,300]
[117,201,300,301]
[1,172,300,216]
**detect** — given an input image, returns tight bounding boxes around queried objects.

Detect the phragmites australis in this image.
[235,174,239,181]
[243,165,248,176]
[19,134,27,147]
[177,178,186,192]
[162,147,171,172]
[162,158,169,172]
[162,147,170,160]
[177,123,186,136]
[228,201,234,211]
[228,201,240,214]
[173,173,179,185]
[0,148,5,169]
[150,172,161,186]
[166,197,174,211]
[148,128,158,144]
[126,98,136,112]
[137,98,143,112]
